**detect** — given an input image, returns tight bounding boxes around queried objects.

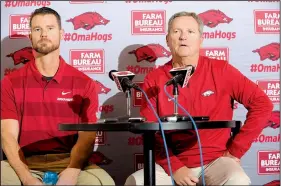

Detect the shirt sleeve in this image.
[140,74,185,175]
[80,79,98,123]
[222,62,273,159]
[1,76,18,120]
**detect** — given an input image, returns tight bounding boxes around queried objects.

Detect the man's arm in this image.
[222,62,273,159]
[140,75,185,175]
[67,80,98,169]
[67,131,96,169]
[1,77,41,185]
[1,119,36,184]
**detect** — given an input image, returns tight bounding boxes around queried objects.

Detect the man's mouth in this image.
[39,39,50,43]
[180,44,188,47]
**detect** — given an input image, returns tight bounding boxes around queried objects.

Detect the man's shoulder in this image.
[2,63,30,83]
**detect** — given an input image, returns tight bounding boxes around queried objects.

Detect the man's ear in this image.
[166,34,169,48]
[199,35,204,47]
[60,29,65,40]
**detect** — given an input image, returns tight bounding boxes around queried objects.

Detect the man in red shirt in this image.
[125,11,273,185]
[1,7,114,185]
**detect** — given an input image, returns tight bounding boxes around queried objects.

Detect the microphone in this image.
[165,65,195,88]
[109,70,140,92]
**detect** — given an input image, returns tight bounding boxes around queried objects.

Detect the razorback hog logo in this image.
[266,111,280,129]
[128,44,171,62]
[88,151,112,165]
[95,80,111,94]
[4,68,17,76]
[66,12,110,30]
[252,43,280,61]
[6,47,34,65]
[263,180,280,186]
[198,10,233,28]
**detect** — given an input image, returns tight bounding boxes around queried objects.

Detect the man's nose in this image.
[179,32,187,40]
[41,30,47,37]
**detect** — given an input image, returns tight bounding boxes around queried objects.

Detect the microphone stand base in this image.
[97,116,146,123]
[160,115,209,122]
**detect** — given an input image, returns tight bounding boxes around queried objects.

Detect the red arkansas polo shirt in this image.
[1,56,98,156]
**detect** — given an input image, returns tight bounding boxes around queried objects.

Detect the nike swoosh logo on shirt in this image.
[62,91,71,95]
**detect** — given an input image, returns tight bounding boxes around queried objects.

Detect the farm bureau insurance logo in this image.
[256,80,279,104]
[4,1,51,8]
[65,12,112,42]
[133,82,144,107]
[251,42,280,73]
[257,150,280,175]
[200,47,229,61]
[70,49,105,73]
[254,10,279,34]
[9,15,30,39]
[134,153,144,171]
[131,10,166,35]
[95,131,106,145]
[198,9,236,40]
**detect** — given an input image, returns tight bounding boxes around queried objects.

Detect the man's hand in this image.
[56,168,81,185]
[173,166,199,186]
[22,176,43,185]
[223,151,240,164]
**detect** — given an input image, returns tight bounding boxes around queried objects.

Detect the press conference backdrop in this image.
[1,1,280,185]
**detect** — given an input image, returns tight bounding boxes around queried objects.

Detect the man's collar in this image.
[30,56,66,84]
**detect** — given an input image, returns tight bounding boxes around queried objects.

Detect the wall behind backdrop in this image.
[1,1,280,185]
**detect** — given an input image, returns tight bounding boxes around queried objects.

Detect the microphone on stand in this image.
[166,65,194,88]
[108,70,144,122]
[108,70,140,92]
[162,65,199,122]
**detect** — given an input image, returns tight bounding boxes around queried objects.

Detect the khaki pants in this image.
[1,153,115,185]
[125,157,251,185]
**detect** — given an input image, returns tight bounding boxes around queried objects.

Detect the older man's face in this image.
[166,16,203,58]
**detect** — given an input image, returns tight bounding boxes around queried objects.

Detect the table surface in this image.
[59,120,241,132]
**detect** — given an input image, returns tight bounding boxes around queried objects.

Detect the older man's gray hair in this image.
[167,11,204,35]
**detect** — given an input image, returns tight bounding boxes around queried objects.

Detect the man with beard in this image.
[125,11,273,185]
[1,7,115,185]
